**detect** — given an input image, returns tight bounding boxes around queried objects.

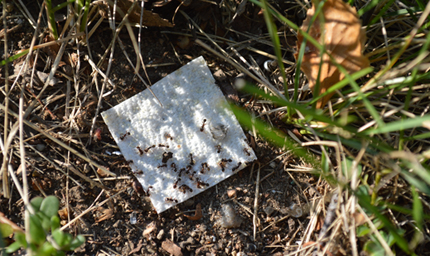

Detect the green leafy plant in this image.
[5,196,85,255]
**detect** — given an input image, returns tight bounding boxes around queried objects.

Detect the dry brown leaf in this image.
[98,0,173,27]
[295,0,369,108]
[183,203,203,220]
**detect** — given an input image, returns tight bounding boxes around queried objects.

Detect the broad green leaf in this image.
[6,241,22,254]
[52,229,72,248]
[30,197,44,212]
[69,235,85,250]
[39,241,56,256]
[30,214,46,245]
[15,231,27,248]
[0,223,13,238]
[51,215,60,231]
[40,196,60,219]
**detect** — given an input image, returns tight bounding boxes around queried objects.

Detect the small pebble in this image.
[218,204,242,228]
[227,189,237,198]
[36,144,45,151]
[157,229,165,240]
[130,212,137,224]
[264,206,275,216]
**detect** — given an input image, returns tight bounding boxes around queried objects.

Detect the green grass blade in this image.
[0,49,29,66]
[229,104,320,168]
[52,0,76,13]
[411,186,423,231]
[45,0,59,39]
[80,0,91,32]
[259,0,288,98]
[360,115,430,135]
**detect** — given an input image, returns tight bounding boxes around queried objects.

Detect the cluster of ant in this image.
[123,124,252,205]
[171,153,203,194]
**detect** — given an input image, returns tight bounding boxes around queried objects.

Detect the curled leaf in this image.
[295,0,369,108]
[184,203,203,221]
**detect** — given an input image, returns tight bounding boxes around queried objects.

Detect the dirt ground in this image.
[0,0,335,255]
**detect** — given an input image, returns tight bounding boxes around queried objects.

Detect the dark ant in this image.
[200,119,207,132]
[162,152,173,163]
[243,148,251,156]
[232,162,242,172]
[135,170,143,175]
[218,158,232,172]
[165,197,178,203]
[185,165,192,174]
[157,164,167,168]
[173,178,181,189]
[200,163,210,174]
[178,168,186,177]
[171,163,177,172]
[178,184,193,193]
[136,146,144,155]
[189,171,197,181]
[215,145,221,153]
[158,144,169,148]
[189,153,195,165]
[144,145,156,153]
[132,180,145,195]
[196,178,209,189]
[164,133,173,140]
[125,160,133,165]
[146,185,153,196]
[120,132,130,140]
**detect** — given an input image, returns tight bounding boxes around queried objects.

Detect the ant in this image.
[243,148,251,156]
[171,163,177,172]
[200,163,210,174]
[162,152,173,163]
[145,186,153,196]
[136,146,144,155]
[144,145,156,153]
[188,171,197,181]
[185,165,192,174]
[164,133,173,140]
[173,178,181,189]
[135,170,143,175]
[200,119,207,132]
[157,164,167,168]
[215,145,221,153]
[218,158,232,172]
[120,132,130,140]
[165,197,178,203]
[158,144,169,148]
[178,168,186,177]
[178,184,193,193]
[196,178,209,189]
[125,160,133,165]
[189,153,195,165]
[232,162,242,172]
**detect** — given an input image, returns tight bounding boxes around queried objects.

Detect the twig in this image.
[253,163,261,241]
[1,0,10,199]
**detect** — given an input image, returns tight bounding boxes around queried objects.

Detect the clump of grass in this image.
[231,0,430,254]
